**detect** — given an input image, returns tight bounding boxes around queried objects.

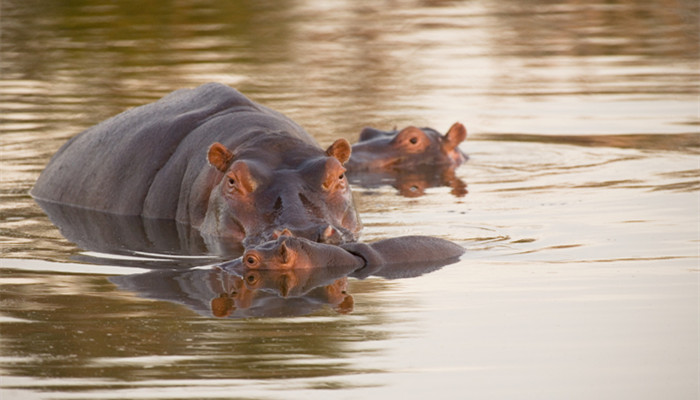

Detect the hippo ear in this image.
[326,138,351,165]
[279,240,291,264]
[208,142,234,172]
[335,294,354,314]
[210,294,235,318]
[443,122,467,151]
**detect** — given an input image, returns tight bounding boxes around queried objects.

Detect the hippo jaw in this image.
[242,222,359,249]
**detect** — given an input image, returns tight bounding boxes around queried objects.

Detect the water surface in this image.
[1,0,698,399]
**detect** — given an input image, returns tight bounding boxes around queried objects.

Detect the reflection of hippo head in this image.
[346,122,468,171]
[240,235,362,271]
[200,137,362,248]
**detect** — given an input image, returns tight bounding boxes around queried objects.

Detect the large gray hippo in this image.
[32,83,361,247]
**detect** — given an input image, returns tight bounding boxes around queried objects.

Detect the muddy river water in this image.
[1,0,698,399]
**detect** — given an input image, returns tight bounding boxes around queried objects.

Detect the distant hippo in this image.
[31,83,361,247]
[228,234,465,271]
[345,122,468,171]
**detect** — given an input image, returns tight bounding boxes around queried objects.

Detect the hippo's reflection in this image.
[37,199,465,318]
[349,165,468,198]
[111,235,464,318]
[111,264,356,318]
[35,199,244,266]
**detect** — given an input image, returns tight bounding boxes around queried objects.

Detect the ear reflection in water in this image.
[35,197,462,319]
[348,164,467,198]
[111,249,460,319]
[111,263,358,319]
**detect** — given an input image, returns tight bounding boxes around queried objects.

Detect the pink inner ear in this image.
[326,138,351,164]
[444,123,467,149]
[279,240,291,264]
[208,142,234,172]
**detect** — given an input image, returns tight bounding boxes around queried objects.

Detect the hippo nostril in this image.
[271,227,294,239]
[279,228,293,238]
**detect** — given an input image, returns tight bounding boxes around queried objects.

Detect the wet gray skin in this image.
[345,122,468,171]
[226,235,465,271]
[31,83,361,248]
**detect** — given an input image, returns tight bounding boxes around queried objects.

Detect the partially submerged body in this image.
[31,83,360,247]
[225,234,465,271]
[346,122,468,172]
[31,83,466,272]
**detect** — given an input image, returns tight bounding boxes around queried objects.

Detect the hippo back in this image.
[31,83,317,219]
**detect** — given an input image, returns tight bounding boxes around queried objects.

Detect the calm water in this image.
[1,0,699,399]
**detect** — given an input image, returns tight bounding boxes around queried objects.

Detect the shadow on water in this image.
[34,199,242,266]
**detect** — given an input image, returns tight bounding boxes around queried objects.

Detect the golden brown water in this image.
[1,0,698,399]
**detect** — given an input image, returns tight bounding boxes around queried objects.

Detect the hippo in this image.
[347,165,468,198]
[345,122,468,171]
[111,262,357,318]
[225,234,465,272]
[110,235,463,318]
[31,83,361,248]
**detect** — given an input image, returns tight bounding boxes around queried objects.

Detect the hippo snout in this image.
[243,223,355,248]
[282,224,354,245]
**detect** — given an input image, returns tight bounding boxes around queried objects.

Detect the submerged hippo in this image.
[346,122,468,171]
[110,234,464,319]
[225,234,465,272]
[31,83,360,247]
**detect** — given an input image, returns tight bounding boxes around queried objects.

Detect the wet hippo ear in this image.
[325,138,351,165]
[279,240,291,264]
[208,142,234,172]
[443,122,467,151]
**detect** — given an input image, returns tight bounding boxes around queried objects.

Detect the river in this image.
[1,0,698,399]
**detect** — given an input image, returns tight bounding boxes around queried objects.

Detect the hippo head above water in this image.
[200,136,361,248]
[229,234,465,272]
[30,83,366,253]
[346,122,468,171]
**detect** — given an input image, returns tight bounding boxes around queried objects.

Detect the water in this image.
[1,0,699,398]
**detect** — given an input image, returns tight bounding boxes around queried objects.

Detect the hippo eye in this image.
[227,177,236,186]
[338,173,344,180]
[409,137,418,145]
[243,253,259,267]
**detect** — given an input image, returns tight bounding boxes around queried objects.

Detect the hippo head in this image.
[346,122,468,171]
[239,235,361,270]
[236,235,360,299]
[201,138,361,248]
[242,235,318,270]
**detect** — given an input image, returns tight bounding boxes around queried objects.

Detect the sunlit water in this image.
[1,0,699,399]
